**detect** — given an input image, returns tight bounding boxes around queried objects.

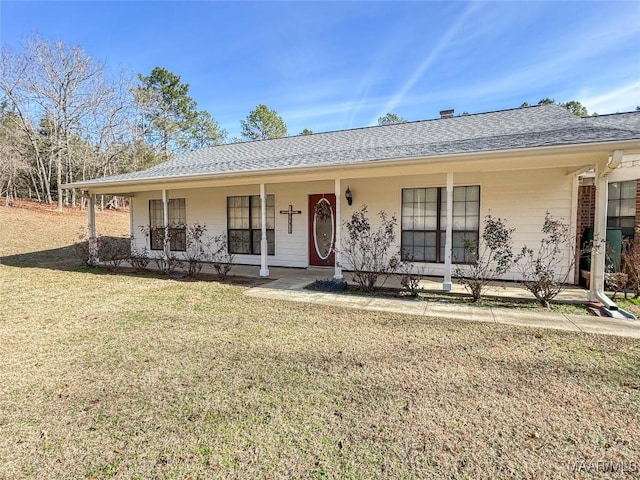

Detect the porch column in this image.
[589,151,622,303]
[590,163,608,300]
[162,189,170,264]
[259,183,269,277]
[334,178,343,280]
[87,193,98,265]
[442,172,454,291]
[129,197,135,253]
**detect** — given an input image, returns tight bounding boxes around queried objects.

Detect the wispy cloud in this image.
[580,81,640,114]
[372,2,481,123]
[342,26,414,128]
[282,95,392,134]
[422,15,640,110]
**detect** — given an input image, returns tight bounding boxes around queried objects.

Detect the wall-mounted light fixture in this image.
[345,186,353,206]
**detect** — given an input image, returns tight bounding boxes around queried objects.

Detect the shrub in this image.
[130,226,153,272]
[339,205,400,292]
[621,234,640,299]
[129,251,150,272]
[97,235,130,270]
[515,212,576,308]
[73,227,130,269]
[154,251,183,276]
[129,234,150,272]
[183,222,208,277]
[396,259,426,298]
[206,233,234,278]
[454,214,515,302]
[138,224,184,275]
[135,224,234,277]
[606,272,629,300]
[73,227,91,264]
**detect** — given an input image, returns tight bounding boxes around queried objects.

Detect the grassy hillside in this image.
[0,201,129,268]
[0,204,638,479]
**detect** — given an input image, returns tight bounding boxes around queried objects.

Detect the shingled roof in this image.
[70,104,640,187]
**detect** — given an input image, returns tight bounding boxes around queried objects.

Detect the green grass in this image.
[1,204,639,479]
[614,297,640,317]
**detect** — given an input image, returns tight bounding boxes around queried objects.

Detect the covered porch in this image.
[80,146,626,310]
[193,264,592,303]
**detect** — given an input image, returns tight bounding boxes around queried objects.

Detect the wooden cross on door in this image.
[279,204,302,234]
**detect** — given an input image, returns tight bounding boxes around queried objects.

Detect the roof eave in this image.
[62,138,640,192]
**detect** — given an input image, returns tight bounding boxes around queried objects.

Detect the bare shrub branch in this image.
[515,212,577,307]
[339,205,400,292]
[206,233,234,278]
[455,214,515,302]
[98,235,130,270]
[620,233,640,299]
[183,222,207,277]
[396,260,427,298]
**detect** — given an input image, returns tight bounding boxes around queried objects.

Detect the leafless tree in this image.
[0,35,136,209]
[0,108,31,203]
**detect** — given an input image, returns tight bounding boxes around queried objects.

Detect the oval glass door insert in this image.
[313,198,334,260]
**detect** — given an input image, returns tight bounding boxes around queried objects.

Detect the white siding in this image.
[342,168,574,281]
[129,168,576,281]
[130,181,334,268]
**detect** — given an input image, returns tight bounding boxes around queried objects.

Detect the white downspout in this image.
[442,172,454,291]
[259,183,269,277]
[589,150,623,309]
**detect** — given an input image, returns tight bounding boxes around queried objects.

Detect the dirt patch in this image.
[0,197,129,216]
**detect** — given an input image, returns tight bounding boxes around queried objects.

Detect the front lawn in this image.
[0,204,638,479]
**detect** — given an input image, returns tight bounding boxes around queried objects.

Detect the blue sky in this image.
[2,1,639,139]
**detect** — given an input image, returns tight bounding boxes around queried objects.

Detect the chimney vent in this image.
[440,109,454,119]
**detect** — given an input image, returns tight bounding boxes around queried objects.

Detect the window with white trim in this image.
[401,186,480,263]
[227,195,275,255]
[149,198,186,251]
[608,180,637,239]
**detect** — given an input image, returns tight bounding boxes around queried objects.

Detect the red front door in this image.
[309,194,336,266]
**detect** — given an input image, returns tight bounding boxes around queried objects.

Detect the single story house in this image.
[65,104,640,310]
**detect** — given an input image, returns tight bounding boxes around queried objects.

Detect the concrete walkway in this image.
[237,266,640,339]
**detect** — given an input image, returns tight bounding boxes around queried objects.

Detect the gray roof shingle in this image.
[73,104,640,186]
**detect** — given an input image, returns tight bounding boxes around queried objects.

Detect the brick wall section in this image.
[577,185,596,241]
[575,185,596,283]
[576,180,639,284]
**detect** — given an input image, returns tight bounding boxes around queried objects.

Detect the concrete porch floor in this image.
[225,264,590,302]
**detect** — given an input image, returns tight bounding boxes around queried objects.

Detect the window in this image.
[149,198,186,251]
[401,186,480,263]
[608,180,637,240]
[227,195,275,255]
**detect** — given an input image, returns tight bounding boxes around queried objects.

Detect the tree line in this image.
[0,35,296,208]
[1,35,600,209]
